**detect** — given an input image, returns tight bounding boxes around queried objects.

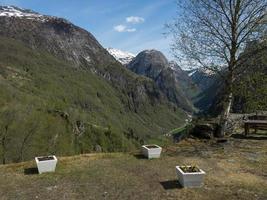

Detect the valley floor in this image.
[0,133,266,200]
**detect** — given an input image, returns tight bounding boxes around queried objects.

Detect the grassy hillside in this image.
[233,40,267,113]
[0,137,266,199]
[0,37,187,164]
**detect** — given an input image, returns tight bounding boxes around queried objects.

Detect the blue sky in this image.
[0,0,178,59]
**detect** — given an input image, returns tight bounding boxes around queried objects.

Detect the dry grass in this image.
[0,134,266,200]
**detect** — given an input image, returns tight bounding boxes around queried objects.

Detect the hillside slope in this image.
[0,6,192,164]
[0,38,187,165]
[233,40,267,113]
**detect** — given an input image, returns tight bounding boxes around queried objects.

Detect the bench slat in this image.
[244,120,267,135]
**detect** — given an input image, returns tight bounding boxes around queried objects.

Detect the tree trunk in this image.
[218,92,233,137]
[218,3,238,137]
[217,0,241,137]
[218,59,234,138]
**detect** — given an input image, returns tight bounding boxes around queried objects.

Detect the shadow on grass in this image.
[216,139,228,143]
[133,154,147,160]
[160,180,182,190]
[231,133,267,140]
[24,167,39,175]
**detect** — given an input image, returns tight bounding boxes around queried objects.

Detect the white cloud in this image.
[126,16,145,24]
[126,28,136,32]
[113,16,144,33]
[114,25,127,32]
[113,25,136,32]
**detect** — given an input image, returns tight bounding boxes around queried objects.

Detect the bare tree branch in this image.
[167,0,267,136]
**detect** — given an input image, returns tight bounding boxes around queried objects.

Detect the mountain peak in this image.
[106,48,135,65]
[141,49,167,58]
[142,49,160,53]
[131,49,169,69]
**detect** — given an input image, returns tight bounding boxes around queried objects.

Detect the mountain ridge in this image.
[0,6,189,163]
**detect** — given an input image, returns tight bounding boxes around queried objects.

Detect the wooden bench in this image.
[244,120,267,135]
[248,115,267,121]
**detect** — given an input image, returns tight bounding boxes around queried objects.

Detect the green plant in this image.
[180,165,200,173]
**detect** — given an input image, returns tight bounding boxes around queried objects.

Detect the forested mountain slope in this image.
[0,6,188,164]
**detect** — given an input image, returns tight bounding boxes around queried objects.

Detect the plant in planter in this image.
[176,165,206,187]
[142,144,162,159]
[35,155,58,174]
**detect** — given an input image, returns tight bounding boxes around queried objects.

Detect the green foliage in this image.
[0,37,187,163]
[234,72,267,112]
[180,165,200,173]
[233,40,267,113]
[166,125,187,135]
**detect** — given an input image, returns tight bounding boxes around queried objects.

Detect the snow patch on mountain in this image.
[187,68,215,77]
[0,6,54,22]
[106,48,135,65]
[188,70,196,77]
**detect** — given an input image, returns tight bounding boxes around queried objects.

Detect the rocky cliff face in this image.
[0,6,172,110]
[169,61,200,99]
[0,6,113,67]
[128,50,169,77]
[128,50,195,112]
[183,68,220,112]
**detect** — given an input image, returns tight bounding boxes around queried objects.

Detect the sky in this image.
[0,0,178,60]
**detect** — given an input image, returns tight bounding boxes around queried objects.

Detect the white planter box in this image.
[142,144,162,159]
[35,155,57,174]
[176,166,206,187]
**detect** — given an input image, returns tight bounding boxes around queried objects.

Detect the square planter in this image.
[176,166,206,188]
[142,144,162,159]
[35,155,57,174]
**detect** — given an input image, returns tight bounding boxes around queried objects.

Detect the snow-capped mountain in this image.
[0,5,59,22]
[186,68,215,77]
[106,48,135,65]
